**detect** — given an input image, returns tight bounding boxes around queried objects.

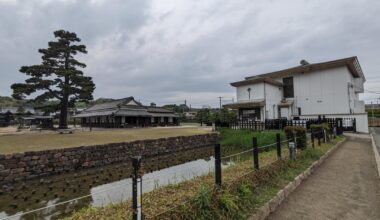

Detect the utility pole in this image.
[218,97,223,109]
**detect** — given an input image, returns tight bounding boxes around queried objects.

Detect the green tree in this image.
[11,30,95,128]
[16,106,25,114]
[196,108,211,125]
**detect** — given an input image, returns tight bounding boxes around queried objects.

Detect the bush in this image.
[310,123,331,138]
[284,126,307,149]
[310,123,330,132]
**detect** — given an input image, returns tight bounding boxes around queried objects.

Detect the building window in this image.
[298,107,301,116]
[283,77,294,98]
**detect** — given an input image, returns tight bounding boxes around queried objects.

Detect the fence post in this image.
[289,142,296,160]
[276,133,281,159]
[353,118,357,133]
[318,133,321,146]
[214,144,222,187]
[253,137,259,170]
[311,129,315,148]
[132,156,142,220]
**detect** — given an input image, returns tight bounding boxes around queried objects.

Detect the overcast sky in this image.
[1,0,380,107]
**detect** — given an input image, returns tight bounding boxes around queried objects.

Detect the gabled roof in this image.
[74,97,178,118]
[245,56,365,80]
[84,97,142,112]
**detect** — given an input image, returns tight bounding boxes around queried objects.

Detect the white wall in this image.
[233,65,366,121]
[264,83,283,119]
[236,83,264,101]
[281,66,364,116]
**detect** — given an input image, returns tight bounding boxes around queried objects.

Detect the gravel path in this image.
[267,136,380,220]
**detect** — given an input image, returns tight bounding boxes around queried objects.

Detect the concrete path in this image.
[267,135,380,220]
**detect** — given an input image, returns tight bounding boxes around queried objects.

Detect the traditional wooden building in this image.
[74,97,179,128]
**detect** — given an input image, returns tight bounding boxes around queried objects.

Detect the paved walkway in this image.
[267,135,380,220]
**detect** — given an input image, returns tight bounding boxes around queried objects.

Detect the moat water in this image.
[0,146,219,220]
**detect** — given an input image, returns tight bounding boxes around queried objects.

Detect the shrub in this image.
[310,123,330,132]
[284,126,307,149]
[310,123,331,138]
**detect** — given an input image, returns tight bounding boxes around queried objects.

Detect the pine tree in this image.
[11,30,95,129]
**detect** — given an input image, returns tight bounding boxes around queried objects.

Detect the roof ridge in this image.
[245,56,358,80]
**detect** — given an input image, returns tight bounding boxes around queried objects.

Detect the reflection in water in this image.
[0,146,214,220]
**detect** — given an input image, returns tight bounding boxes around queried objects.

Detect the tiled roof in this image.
[75,97,177,118]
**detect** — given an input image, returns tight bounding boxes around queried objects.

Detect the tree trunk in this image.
[59,52,70,129]
[59,96,69,129]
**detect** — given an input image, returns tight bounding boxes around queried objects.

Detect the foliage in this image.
[219,128,285,151]
[163,104,189,113]
[66,136,342,220]
[196,108,212,125]
[213,108,237,124]
[11,30,95,128]
[310,123,330,132]
[284,126,307,149]
[366,108,380,118]
[0,96,28,107]
[194,185,212,219]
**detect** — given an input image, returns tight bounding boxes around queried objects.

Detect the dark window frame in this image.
[283,77,294,98]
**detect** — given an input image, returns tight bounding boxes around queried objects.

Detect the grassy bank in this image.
[219,128,285,155]
[0,127,211,154]
[66,129,343,220]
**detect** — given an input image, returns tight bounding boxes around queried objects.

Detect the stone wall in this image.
[0,133,218,184]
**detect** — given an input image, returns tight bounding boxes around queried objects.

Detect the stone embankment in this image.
[0,133,218,184]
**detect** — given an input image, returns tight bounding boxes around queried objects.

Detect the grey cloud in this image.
[1,0,380,107]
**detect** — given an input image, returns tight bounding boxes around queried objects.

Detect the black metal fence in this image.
[217,117,356,133]
[3,130,335,220]
[131,130,330,219]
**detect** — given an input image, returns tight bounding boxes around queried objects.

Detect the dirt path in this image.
[267,136,380,220]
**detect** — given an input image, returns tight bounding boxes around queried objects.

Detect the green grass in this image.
[219,128,286,156]
[170,137,344,220]
[66,130,343,220]
[0,127,212,154]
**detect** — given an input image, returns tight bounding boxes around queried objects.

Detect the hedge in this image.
[284,126,307,149]
[310,123,331,138]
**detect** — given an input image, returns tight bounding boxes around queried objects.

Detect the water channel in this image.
[0,146,222,220]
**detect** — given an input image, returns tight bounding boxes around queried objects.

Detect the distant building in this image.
[74,97,179,128]
[224,57,368,133]
[184,111,197,120]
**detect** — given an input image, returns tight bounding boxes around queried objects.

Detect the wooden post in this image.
[214,144,222,187]
[311,129,315,148]
[253,137,259,170]
[276,133,281,159]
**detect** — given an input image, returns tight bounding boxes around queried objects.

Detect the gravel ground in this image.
[267,135,380,220]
